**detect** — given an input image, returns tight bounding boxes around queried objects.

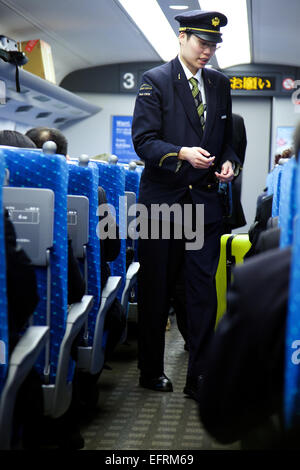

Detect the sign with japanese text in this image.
[229,75,275,91]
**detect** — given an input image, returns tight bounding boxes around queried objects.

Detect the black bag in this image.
[0,36,28,93]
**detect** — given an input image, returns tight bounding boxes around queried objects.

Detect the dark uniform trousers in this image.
[137,191,223,380]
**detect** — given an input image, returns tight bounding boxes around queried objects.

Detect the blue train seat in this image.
[68,159,101,345]
[2,147,93,418]
[93,157,139,327]
[68,157,121,375]
[279,157,297,248]
[266,171,274,196]
[0,179,49,448]
[125,161,141,255]
[284,151,300,430]
[93,158,127,299]
[123,161,142,322]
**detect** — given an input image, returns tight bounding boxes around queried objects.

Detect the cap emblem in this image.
[212,17,220,27]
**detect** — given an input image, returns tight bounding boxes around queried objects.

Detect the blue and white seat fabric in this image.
[2,147,68,385]
[284,151,300,430]
[271,165,283,218]
[68,161,101,346]
[0,155,7,395]
[125,162,141,201]
[94,161,126,301]
[279,157,297,248]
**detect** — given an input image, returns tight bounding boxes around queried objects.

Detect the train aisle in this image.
[79,318,240,451]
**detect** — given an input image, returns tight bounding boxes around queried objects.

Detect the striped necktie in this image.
[189,77,205,130]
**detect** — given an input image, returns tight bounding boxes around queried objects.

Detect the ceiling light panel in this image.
[169,5,189,9]
[199,0,251,69]
[118,0,179,62]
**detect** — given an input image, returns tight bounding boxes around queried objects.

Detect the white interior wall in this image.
[271,96,300,169]
[63,93,136,159]
[232,97,272,233]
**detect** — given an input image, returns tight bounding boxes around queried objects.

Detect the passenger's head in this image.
[26,127,68,156]
[0,130,36,149]
[281,148,293,159]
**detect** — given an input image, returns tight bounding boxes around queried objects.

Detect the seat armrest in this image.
[0,326,49,449]
[89,276,122,375]
[101,276,122,300]
[126,261,140,281]
[67,294,94,327]
[49,294,93,418]
[121,262,140,311]
[8,326,49,367]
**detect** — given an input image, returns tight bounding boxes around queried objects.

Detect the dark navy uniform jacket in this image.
[132,56,240,224]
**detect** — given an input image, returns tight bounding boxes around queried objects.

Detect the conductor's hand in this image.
[215,160,234,183]
[178,146,215,169]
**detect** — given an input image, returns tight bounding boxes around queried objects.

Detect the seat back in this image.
[3,187,54,265]
[2,148,68,385]
[266,171,274,196]
[68,161,101,346]
[125,162,141,201]
[125,191,137,246]
[279,157,297,248]
[67,195,89,259]
[125,162,141,255]
[0,155,7,395]
[271,165,283,217]
[93,160,126,300]
[3,186,55,381]
[284,151,300,429]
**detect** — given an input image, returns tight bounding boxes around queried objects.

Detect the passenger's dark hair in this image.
[26,127,68,156]
[0,130,36,149]
[274,153,282,165]
[281,148,293,159]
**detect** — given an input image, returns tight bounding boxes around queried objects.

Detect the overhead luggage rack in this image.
[0,60,101,127]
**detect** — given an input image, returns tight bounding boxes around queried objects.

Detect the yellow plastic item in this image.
[215,233,251,327]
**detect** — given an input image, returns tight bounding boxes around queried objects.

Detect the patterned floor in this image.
[80,318,240,451]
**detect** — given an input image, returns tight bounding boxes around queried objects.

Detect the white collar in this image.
[178,55,203,84]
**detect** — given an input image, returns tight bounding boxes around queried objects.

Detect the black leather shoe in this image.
[139,373,173,392]
[183,375,204,402]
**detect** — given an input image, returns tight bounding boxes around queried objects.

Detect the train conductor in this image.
[132,9,240,398]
